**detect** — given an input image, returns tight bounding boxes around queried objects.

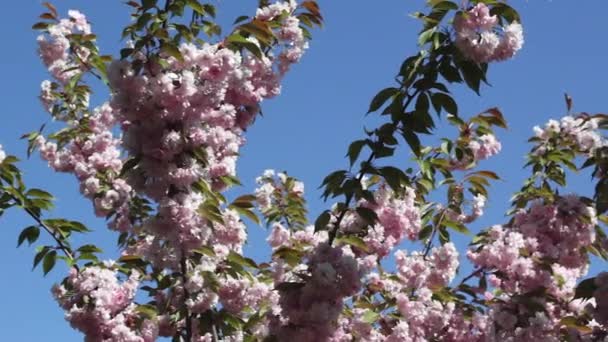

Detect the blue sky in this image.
[0,1,607,340]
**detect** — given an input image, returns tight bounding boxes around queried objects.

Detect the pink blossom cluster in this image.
[352,184,422,258]
[364,244,461,340]
[37,10,91,83]
[271,242,363,341]
[39,80,55,112]
[533,115,606,155]
[487,304,562,342]
[264,222,369,341]
[449,133,502,170]
[266,222,293,250]
[468,195,598,337]
[255,0,297,21]
[488,296,606,342]
[327,244,478,341]
[266,214,474,341]
[105,3,308,260]
[193,330,244,342]
[36,2,128,231]
[327,295,489,341]
[109,44,256,199]
[443,193,487,224]
[453,3,524,63]
[469,195,596,296]
[266,223,328,284]
[218,276,278,318]
[261,182,427,340]
[36,104,133,231]
[255,0,308,74]
[469,134,502,161]
[483,294,606,341]
[392,289,456,340]
[53,266,158,342]
[255,169,305,214]
[395,242,459,290]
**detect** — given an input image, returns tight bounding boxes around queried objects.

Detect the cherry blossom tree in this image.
[1,0,607,341]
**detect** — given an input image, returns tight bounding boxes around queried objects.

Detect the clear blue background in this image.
[1,1,607,340]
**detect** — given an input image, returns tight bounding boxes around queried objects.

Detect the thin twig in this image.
[211,322,219,342]
[180,254,193,341]
[422,208,447,259]
[12,194,77,268]
[458,267,484,287]
[70,47,103,81]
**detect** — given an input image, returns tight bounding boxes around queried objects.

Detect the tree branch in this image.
[180,254,193,341]
[11,194,78,269]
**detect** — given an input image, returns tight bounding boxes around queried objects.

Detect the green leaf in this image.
[574,277,597,300]
[18,226,40,247]
[231,194,256,209]
[356,206,378,225]
[203,4,216,17]
[135,304,158,319]
[432,286,457,302]
[458,60,484,94]
[347,140,367,166]
[431,92,458,116]
[227,251,257,269]
[227,34,264,59]
[273,247,303,267]
[32,22,50,30]
[120,48,134,59]
[360,310,380,324]
[119,156,140,177]
[238,19,273,42]
[418,27,436,46]
[186,0,204,15]
[161,42,184,62]
[560,316,593,334]
[468,170,500,180]
[43,250,57,275]
[415,92,430,113]
[438,226,450,244]
[33,246,50,270]
[119,255,144,262]
[142,0,157,10]
[432,1,458,11]
[336,235,369,253]
[234,15,249,25]
[408,109,435,134]
[379,166,408,191]
[314,210,331,232]
[401,129,422,157]
[26,188,53,200]
[368,88,399,114]
[198,202,224,223]
[443,219,471,235]
[77,244,103,254]
[193,246,216,257]
[231,205,261,225]
[418,225,433,240]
